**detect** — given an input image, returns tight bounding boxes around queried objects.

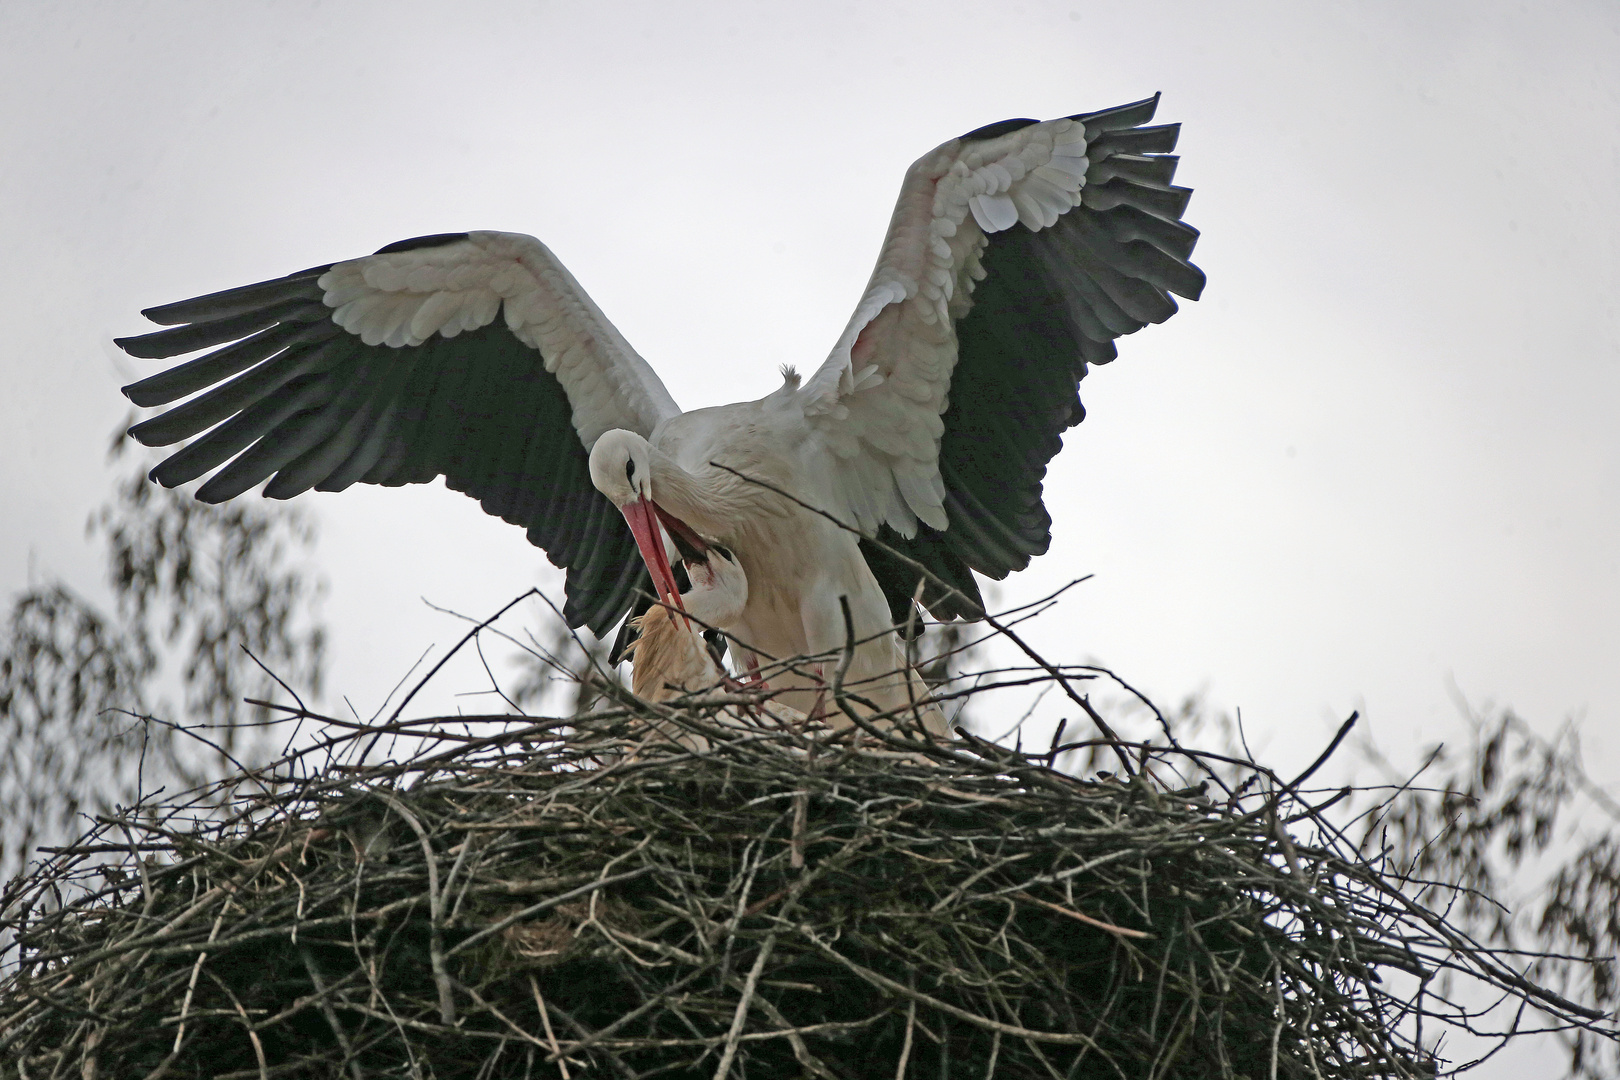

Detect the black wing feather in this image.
[1086,123,1182,159]
[138,266,329,326]
[875,96,1204,618]
[150,377,334,490]
[119,240,644,637]
[322,398,397,491]
[116,298,323,359]
[1094,203,1200,262]
[267,370,394,499]
[1070,95,1163,131]
[127,332,346,446]
[959,117,1040,142]
[195,375,359,503]
[1088,153,1180,188]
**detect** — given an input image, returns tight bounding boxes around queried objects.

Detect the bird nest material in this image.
[0,651,1608,1080]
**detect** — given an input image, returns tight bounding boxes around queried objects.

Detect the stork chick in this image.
[624,540,811,750]
[628,541,748,704]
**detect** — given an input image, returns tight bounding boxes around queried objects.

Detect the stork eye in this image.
[625,459,636,485]
[713,544,732,561]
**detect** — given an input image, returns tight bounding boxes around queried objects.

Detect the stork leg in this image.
[798,583,887,728]
[806,669,829,724]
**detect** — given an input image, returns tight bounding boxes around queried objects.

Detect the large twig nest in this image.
[0,695,1606,1079]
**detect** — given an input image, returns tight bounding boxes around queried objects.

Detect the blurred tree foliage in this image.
[1353,707,1620,1077]
[0,437,325,881]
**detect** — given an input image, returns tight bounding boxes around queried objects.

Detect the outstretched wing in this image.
[117,230,682,635]
[802,95,1204,619]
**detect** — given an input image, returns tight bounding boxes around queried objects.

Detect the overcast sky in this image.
[1,1,1616,1068]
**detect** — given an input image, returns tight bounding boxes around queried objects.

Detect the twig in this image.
[712,934,777,1080]
[895,999,916,1080]
[375,794,456,1026]
[529,976,571,1080]
[1012,891,1153,940]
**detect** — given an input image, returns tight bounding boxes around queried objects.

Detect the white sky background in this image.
[1,1,1617,1061]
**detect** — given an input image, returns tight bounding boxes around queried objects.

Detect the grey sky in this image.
[3,0,1616,811]
[1,2,1616,1069]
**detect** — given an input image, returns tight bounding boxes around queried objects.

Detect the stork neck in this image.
[647,447,740,537]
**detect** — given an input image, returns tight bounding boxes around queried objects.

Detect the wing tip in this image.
[958,117,1041,143]
[121,376,182,411]
[959,94,1166,145]
[114,330,172,360]
[124,413,163,445]
[136,265,333,327]
[1172,261,1208,302]
[1070,92,1161,131]
[373,233,472,255]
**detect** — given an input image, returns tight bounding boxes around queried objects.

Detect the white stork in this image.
[116,94,1204,725]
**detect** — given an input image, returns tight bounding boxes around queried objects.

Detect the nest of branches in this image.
[0,641,1609,1080]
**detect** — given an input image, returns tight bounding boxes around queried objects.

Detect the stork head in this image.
[589,429,655,506]
[674,537,748,628]
[589,428,709,613]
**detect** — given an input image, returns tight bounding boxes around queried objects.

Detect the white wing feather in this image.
[802,118,1090,536]
[320,231,681,445]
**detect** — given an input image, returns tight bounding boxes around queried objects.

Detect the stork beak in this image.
[659,509,711,565]
[621,496,688,612]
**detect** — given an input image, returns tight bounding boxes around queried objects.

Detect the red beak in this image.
[621,496,687,613]
[655,505,710,564]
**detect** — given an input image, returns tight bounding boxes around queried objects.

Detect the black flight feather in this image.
[909,95,1203,598]
[119,250,644,638]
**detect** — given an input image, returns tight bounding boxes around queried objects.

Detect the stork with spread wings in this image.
[117,94,1204,724]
